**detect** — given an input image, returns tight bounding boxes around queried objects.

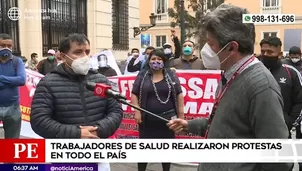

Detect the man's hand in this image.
[167,118,188,134]
[80,126,99,139]
[171,29,176,40]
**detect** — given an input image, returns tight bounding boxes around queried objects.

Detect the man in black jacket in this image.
[282,46,302,72]
[259,37,302,140]
[30,33,123,139]
[37,49,58,75]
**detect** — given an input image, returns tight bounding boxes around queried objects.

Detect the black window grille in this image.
[112,0,129,50]
[0,0,21,55]
[41,0,87,55]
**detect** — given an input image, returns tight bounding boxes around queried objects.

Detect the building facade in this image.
[140,0,193,49]
[226,0,302,55]
[0,0,139,61]
[141,0,302,55]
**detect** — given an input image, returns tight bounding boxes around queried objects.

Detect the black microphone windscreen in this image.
[86,82,96,91]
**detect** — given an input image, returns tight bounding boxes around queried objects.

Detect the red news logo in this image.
[14,143,38,159]
[0,139,45,163]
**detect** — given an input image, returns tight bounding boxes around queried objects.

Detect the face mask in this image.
[48,56,55,61]
[164,48,172,55]
[291,58,300,63]
[200,43,231,69]
[132,52,139,57]
[200,43,221,69]
[98,61,108,68]
[0,48,12,58]
[65,55,90,75]
[183,46,193,56]
[149,61,164,70]
[259,55,278,69]
[98,55,108,68]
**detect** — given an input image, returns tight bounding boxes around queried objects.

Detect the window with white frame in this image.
[155,0,167,14]
[155,35,167,47]
[263,32,278,39]
[263,0,279,7]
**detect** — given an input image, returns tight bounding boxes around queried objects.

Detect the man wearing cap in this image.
[282,46,302,72]
[164,30,181,61]
[37,49,58,75]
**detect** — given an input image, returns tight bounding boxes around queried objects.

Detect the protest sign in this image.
[18,70,220,139]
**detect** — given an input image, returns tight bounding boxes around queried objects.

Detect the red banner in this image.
[20,70,44,122]
[19,70,221,139]
[108,70,221,138]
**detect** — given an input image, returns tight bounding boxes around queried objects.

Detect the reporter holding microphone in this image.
[168,4,292,171]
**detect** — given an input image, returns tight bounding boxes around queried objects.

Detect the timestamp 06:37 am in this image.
[242,14,295,24]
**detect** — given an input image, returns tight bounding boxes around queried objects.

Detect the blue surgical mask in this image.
[183,46,192,56]
[0,48,12,58]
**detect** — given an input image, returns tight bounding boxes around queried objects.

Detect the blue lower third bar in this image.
[0,164,99,171]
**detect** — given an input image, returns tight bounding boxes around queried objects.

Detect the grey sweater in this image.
[188,62,293,171]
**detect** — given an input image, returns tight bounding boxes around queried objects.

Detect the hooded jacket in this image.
[282,58,302,72]
[30,64,123,138]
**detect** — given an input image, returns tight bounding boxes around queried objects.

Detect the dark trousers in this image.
[138,163,171,171]
[0,103,21,138]
[138,119,174,171]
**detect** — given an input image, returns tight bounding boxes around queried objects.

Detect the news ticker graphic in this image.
[0,164,98,171]
[1,139,302,163]
[242,14,295,24]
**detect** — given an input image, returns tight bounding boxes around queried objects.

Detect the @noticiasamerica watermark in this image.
[7,7,57,21]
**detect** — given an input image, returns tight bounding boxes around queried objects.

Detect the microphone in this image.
[86,82,127,100]
[87,82,170,122]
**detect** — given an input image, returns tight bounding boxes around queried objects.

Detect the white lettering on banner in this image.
[184,102,214,115]
[122,100,134,111]
[26,74,41,87]
[178,77,218,115]
[120,80,129,96]
[179,77,218,99]
[120,80,135,111]
[203,79,218,99]
[120,80,135,96]
[26,73,42,97]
